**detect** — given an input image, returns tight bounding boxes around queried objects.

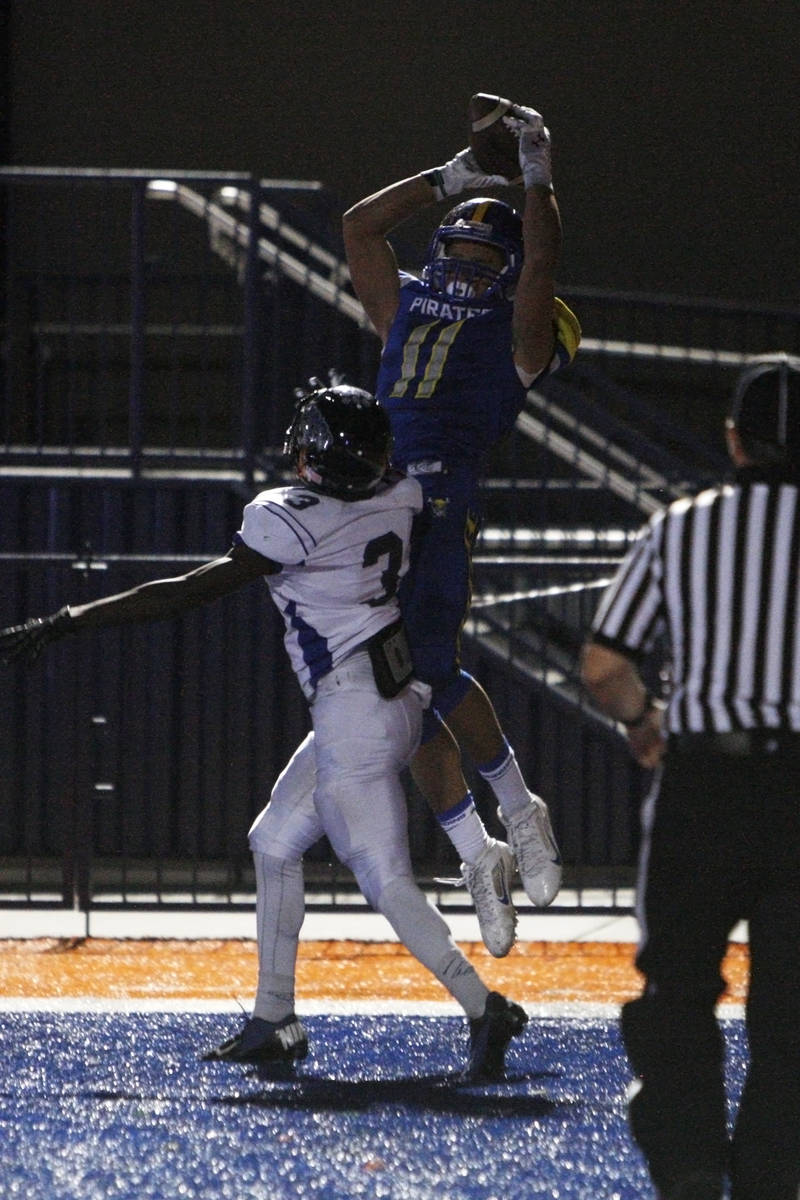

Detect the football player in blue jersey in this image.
[0,381,528,1079]
[343,103,581,955]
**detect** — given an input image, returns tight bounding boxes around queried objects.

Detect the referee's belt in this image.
[670,730,800,756]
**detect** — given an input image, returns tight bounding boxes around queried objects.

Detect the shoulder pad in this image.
[398,270,422,290]
[553,296,581,364]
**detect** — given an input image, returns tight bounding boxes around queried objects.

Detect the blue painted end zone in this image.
[0,1013,747,1199]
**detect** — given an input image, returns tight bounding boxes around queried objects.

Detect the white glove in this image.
[502,104,545,133]
[503,106,553,191]
[422,148,508,201]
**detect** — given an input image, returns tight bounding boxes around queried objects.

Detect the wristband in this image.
[421,168,447,202]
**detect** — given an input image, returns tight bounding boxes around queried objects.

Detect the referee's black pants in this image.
[621,738,800,1200]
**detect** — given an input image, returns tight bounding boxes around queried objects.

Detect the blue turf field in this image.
[0,1010,747,1199]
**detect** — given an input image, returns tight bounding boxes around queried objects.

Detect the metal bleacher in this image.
[1,167,798,917]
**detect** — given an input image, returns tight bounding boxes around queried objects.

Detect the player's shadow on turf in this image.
[213,1071,561,1118]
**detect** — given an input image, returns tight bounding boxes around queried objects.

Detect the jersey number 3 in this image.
[363,532,403,608]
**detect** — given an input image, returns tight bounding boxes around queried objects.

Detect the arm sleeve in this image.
[67,549,274,631]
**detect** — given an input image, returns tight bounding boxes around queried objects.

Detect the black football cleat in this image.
[463,991,528,1082]
[202,1014,309,1064]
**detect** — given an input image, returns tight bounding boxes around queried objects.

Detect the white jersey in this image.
[235,472,423,698]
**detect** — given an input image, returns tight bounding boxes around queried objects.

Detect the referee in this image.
[581,353,800,1200]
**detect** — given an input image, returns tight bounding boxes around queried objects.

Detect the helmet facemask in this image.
[422,199,523,303]
[426,251,507,301]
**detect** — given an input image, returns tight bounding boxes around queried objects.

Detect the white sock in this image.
[436,791,490,864]
[478,740,534,820]
[252,851,304,1021]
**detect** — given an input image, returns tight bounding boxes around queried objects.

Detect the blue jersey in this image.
[376,272,577,472]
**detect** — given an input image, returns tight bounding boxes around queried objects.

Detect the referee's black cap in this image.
[729,353,800,458]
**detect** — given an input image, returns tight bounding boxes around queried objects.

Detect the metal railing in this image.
[0,167,360,478]
[0,544,642,916]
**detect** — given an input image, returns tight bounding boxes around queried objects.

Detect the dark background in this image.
[4,0,798,308]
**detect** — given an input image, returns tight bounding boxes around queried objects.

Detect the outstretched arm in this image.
[342,149,509,343]
[512,186,562,378]
[68,543,275,629]
[508,112,563,380]
[342,174,434,344]
[0,542,276,664]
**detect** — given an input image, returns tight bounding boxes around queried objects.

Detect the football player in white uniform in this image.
[0,381,527,1080]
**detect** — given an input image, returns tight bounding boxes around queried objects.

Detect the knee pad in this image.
[248,734,322,858]
[248,795,322,860]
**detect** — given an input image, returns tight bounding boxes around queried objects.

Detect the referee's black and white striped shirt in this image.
[591,468,800,733]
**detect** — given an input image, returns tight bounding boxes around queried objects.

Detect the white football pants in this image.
[247,651,488,1021]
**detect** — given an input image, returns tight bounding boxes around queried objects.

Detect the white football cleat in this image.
[460,838,517,957]
[501,798,562,907]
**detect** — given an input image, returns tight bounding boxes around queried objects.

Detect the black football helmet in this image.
[284,381,392,500]
[422,197,523,302]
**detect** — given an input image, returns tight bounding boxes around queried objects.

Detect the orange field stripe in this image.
[0,939,750,1005]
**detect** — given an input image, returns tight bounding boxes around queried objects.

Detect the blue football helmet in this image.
[422,197,523,302]
[284,381,392,500]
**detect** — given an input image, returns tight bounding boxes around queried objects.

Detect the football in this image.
[468,93,525,182]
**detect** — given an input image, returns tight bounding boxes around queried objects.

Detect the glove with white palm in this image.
[503,106,553,191]
[422,148,510,202]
